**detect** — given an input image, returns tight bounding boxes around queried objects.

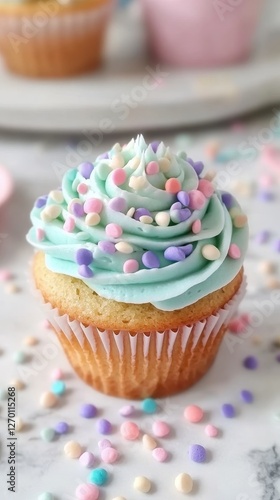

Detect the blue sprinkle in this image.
[141,398,157,414]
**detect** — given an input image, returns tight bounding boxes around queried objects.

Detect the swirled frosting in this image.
[27,136,248,311]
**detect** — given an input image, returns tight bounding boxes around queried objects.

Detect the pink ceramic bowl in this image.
[140,0,263,67]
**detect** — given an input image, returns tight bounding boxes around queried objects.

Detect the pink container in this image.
[140,0,263,67]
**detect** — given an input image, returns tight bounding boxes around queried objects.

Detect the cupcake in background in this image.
[27,136,248,399]
[140,0,264,67]
[0,0,115,78]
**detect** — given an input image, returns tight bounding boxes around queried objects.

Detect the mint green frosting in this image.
[27,135,248,311]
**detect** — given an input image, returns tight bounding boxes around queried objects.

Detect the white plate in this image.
[0,0,280,132]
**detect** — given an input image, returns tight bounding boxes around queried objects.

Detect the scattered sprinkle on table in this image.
[80,403,97,418]
[141,398,157,414]
[184,404,204,423]
[120,421,140,440]
[133,476,151,493]
[152,420,171,437]
[55,421,69,434]
[15,417,24,432]
[175,473,193,494]
[243,356,259,370]
[189,444,206,463]
[40,392,57,408]
[204,424,219,437]
[75,483,100,500]
[51,380,66,396]
[0,388,7,400]
[142,434,157,450]
[41,428,56,442]
[152,447,168,462]
[12,350,28,364]
[241,390,254,403]
[9,378,25,390]
[38,493,55,500]
[97,418,112,435]
[79,451,96,468]
[101,447,119,464]
[23,336,38,346]
[222,404,236,418]
[88,468,108,486]
[112,497,126,500]
[51,368,64,380]
[98,439,112,450]
[64,440,82,459]
[119,404,135,417]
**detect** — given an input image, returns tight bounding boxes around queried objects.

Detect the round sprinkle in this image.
[63,217,75,232]
[79,451,96,468]
[133,476,151,493]
[85,213,101,227]
[98,241,116,254]
[41,205,62,222]
[15,417,24,432]
[79,162,94,179]
[108,197,127,213]
[142,434,157,450]
[152,447,168,462]
[23,336,38,346]
[55,421,69,434]
[221,192,233,209]
[142,251,160,269]
[84,198,103,214]
[175,473,193,494]
[38,493,55,500]
[72,202,85,218]
[188,190,206,210]
[202,244,221,261]
[184,405,204,423]
[228,243,241,259]
[41,427,55,442]
[88,468,108,486]
[221,403,235,418]
[241,389,254,403]
[134,208,152,221]
[0,389,7,400]
[12,350,27,364]
[97,419,112,435]
[80,403,97,419]
[155,212,170,227]
[243,355,258,370]
[177,191,190,206]
[115,242,134,254]
[139,215,153,224]
[111,168,126,186]
[146,161,159,175]
[35,196,47,209]
[152,420,170,437]
[40,392,57,408]
[198,179,214,198]
[189,444,206,463]
[165,178,181,194]
[64,440,82,459]
[123,259,139,274]
[192,219,202,234]
[204,424,219,437]
[141,398,157,414]
[51,368,64,380]
[36,228,45,241]
[119,405,135,417]
[49,190,64,203]
[164,246,185,262]
[101,447,119,464]
[120,421,140,440]
[233,214,248,228]
[9,379,25,390]
[98,439,112,450]
[77,183,88,195]
[170,208,191,223]
[75,483,100,500]
[75,248,93,266]
[78,265,94,278]
[51,380,66,396]
[106,223,123,239]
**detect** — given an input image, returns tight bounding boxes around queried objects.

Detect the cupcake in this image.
[0,0,114,77]
[140,0,263,67]
[27,136,248,398]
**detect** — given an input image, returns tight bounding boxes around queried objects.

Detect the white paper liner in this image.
[41,277,247,361]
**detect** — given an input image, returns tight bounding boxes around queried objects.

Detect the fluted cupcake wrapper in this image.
[37,277,246,399]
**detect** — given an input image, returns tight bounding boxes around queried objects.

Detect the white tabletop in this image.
[0,114,280,500]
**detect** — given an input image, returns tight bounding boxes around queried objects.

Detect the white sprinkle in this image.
[49,190,64,203]
[139,215,153,224]
[115,242,134,254]
[85,213,100,226]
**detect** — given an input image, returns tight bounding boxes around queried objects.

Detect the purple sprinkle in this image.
[134,208,152,221]
[171,208,192,223]
[273,239,280,253]
[98,152,109,160]
[221,193,234,209]
[151,141,160,152]
[78,265,94,278]
[189,444,206,463]
[243,355,258,370]
[258,190,274,202]
[240,390,254,403]
[276,353,280,363]
[179,244,193,257]
[142,251,160,269]
[75,248,93,266]
[98,439,112,450]
[55,421,69,434]
[79,162,94,179]
[188,158,204,176]
[164,246,186,262]
[255,230,270,244]
[72,203,85,217]
[80,403,97,419]
[119,405,135,417]
[108,197,128,213]
[222,403,235,418]
[171,202,182,211]
[98,241,116,254]
[35,196,48,209]
[97,419,112,435]
[177,191,190,207]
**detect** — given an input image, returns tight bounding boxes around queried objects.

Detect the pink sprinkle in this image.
[0,269,13,281]
[152,420,170,438]
[198,179,214,198]
[77,183,88,195]
[75,483,100,500]
[101,447,119,464]
[41,319,51,329]
[63,217,75,232]
[188,190,206,210]
[228,314,250,334]
[98,439,112,450]
[192,220,202,234]
[106,223,123,239]
[228,243,241,259]
[111,168,126,186]
[205,424,219,437]
[152,447,168,462]
[146,161,159,175]
[123,259,139,274]
[51,368,64,380]
[259,174,273,188]
[84,198,103,215]
[36,228,45,241]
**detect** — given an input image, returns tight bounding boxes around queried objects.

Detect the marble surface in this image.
[1,115,280,500]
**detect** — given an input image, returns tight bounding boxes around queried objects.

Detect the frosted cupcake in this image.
[140,0,263,67]
[0,0,114,77]
[27,136,248,398]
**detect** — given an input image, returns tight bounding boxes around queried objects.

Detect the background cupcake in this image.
[140,0,264,67]
[0,0,115,77]
[27,136,248,399]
